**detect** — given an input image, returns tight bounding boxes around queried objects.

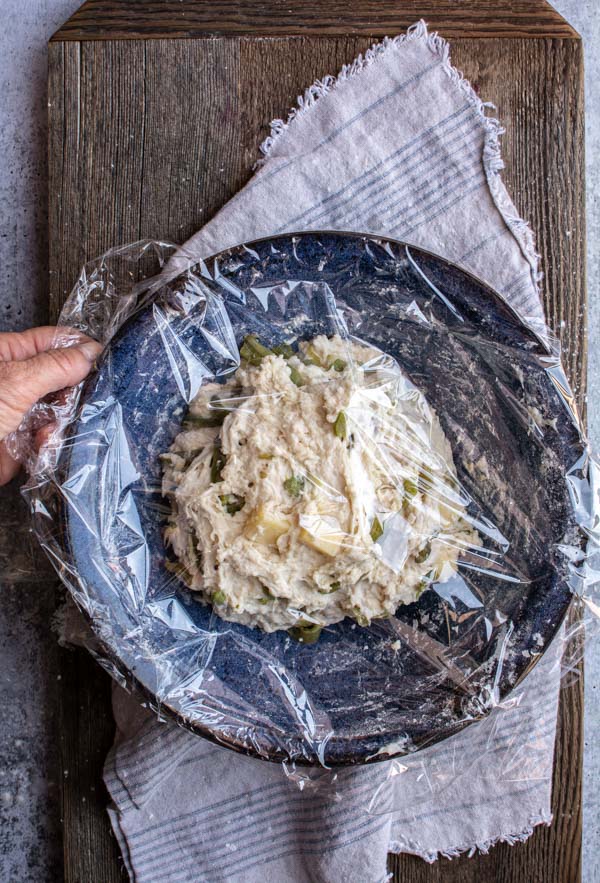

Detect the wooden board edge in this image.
[50,1,581,43]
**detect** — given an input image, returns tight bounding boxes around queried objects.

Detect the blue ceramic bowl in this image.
[56,233,583,765]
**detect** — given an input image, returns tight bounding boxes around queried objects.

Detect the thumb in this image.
[0,340,102,437]
[0,440,21,485]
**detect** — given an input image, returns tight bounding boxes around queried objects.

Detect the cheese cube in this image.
[299,515,345,557]
[244,505,290,545]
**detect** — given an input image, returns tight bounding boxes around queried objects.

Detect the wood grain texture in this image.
[59,647,127,883]
[52,0,579,41]
[451,38,588,412]
[48,21,586,883]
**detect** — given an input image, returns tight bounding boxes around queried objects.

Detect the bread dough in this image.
[161,335,479,633]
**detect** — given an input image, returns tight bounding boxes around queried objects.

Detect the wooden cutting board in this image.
[48,3,585,881]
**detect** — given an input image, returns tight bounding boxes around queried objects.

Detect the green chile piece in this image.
[334,411,347,440]
[283,475,305,498]
[288,621,322,644]
[210,444,225,483]
[219,493,245,515]
[370,516,383,542]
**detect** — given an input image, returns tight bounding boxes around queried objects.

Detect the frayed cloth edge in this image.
[259,17,542,311]
[388,810,553,864]
[259,19,432,157]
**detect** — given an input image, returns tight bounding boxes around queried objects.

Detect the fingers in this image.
[34,423,55,451]
[0,326,101,481]
[0,326,93,362]
[0,441,21,486]
[0,339,102,438]
[0,419,59,488]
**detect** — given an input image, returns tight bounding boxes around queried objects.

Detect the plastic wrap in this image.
[11,233,599,777]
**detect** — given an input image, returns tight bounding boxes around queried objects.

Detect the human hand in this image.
[0,326,102,485]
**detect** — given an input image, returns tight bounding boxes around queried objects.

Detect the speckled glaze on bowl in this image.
[56,233,584,765]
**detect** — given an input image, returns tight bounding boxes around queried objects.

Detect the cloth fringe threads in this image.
[260,19,542,295]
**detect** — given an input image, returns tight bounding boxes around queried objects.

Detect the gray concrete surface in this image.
[0,1,598,880]
[551,5,600,881]
[0,3,83,879]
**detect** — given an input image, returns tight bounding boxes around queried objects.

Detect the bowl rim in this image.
[55,230,580,766]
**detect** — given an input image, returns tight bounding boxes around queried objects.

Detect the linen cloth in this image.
[103,21,562,881]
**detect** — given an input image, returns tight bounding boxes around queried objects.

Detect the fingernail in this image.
[78,341,103,362]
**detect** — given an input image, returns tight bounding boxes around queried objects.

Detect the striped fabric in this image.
[105,21,561,880]
[168,22,543,332]
[105,634,561,881]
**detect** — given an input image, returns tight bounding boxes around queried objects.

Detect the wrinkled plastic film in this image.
[10,234,599,793]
